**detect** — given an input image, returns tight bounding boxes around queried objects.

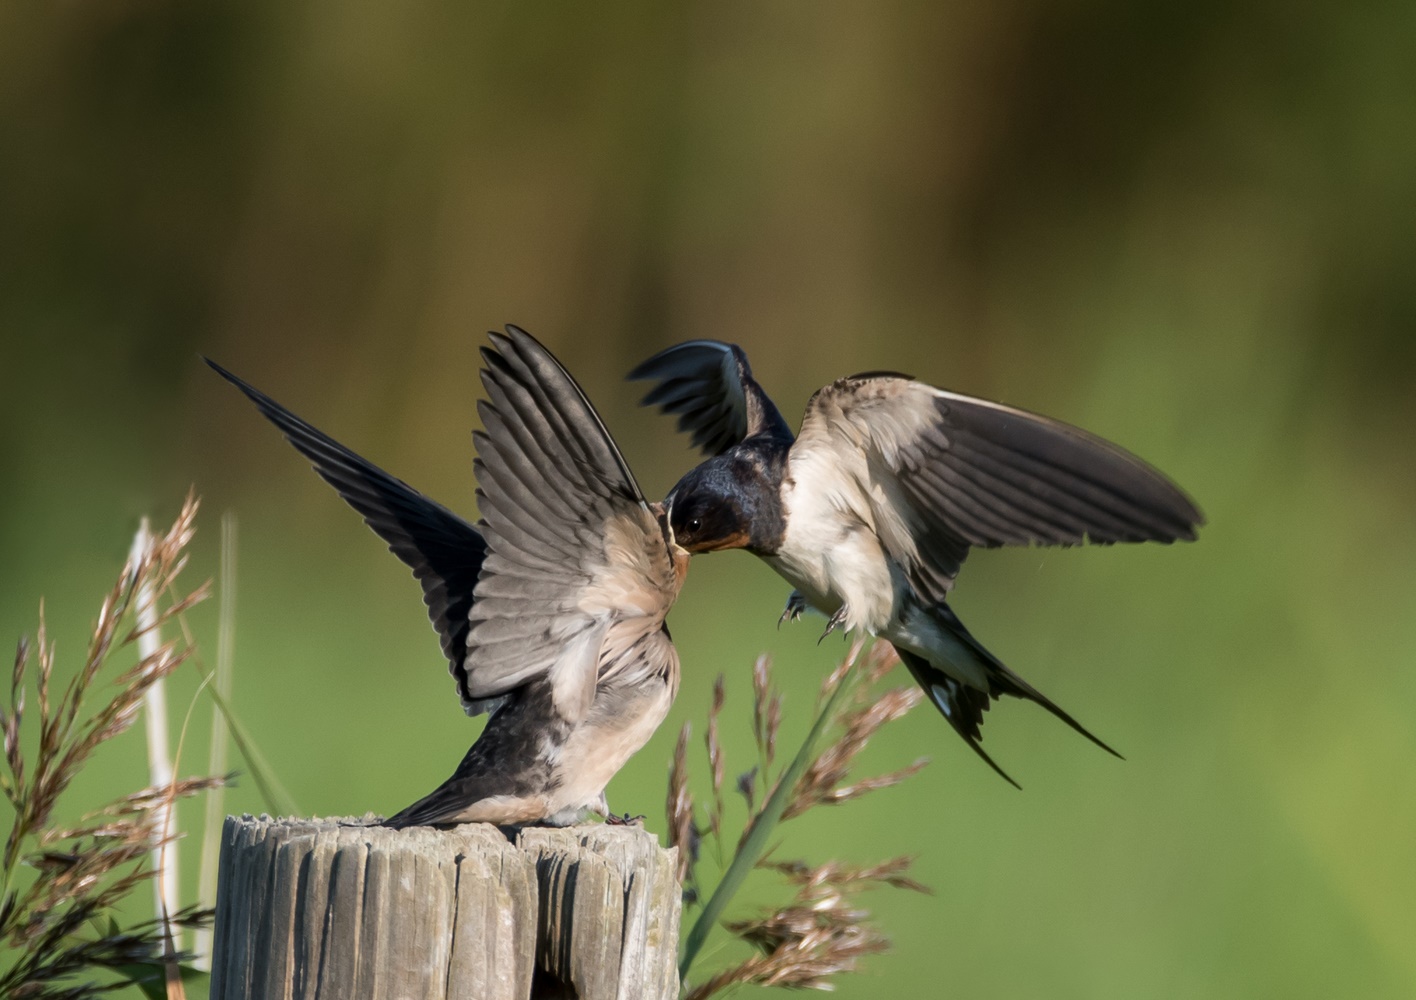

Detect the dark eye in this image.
[688,518,702,533]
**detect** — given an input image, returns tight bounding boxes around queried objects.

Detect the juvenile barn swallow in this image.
[630,341,1202,786]
[208,326,686,826]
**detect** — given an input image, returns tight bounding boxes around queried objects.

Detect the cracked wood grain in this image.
[209,815,681,1000]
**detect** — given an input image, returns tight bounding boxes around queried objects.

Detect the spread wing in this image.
[797,375,1204,604]
[467,326,682,723]
[627,340,793,455]
[205,359,488,705]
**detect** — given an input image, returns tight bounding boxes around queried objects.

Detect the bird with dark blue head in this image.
[632,339,1203,787]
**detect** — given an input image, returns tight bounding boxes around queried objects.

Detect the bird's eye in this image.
[688,518,702,533]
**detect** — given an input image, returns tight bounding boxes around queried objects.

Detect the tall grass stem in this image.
[678,649,861,982]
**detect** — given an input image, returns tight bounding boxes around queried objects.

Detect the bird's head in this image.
[665,454,783,556]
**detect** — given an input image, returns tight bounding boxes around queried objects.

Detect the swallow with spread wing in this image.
[629,341,1202,787]
[208,326,686,826]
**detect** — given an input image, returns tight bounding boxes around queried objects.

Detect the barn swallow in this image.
[629,341,1202,787]
[207,326,686,826]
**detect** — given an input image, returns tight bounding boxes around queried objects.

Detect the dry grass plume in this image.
[0,496,225,999]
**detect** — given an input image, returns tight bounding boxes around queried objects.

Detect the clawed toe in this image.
[604,812,645,827]
[778,590,808,628]
[817,606,849,643]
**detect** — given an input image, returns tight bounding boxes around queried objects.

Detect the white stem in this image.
[193,512,237,970]
[131,520,180,952]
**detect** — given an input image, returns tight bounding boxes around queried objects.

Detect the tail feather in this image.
[384,687,566,828]
[990,661,1123,760]
[384,768,548,829]
[898,648,1021,789]
[898,604,1123,786]
[384,770,493,829]
[385,787,462,829]
[936,603,1122,760]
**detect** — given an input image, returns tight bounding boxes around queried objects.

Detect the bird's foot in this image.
[778,590,808,628]
[817,606,849,643]
[604,812,645,827]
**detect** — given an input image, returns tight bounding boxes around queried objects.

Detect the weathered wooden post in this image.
[209,815,681,1000]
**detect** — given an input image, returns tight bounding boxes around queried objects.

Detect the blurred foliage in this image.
[2,2,1414,997]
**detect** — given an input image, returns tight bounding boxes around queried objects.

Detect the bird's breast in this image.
[769,471,898,633]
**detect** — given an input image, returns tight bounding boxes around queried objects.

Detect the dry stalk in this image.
[783,686,927,820]
[705,675,726,843]
[684,853,929,999]
[672,638,932,997]
[0,495,226,1000]
[766,856,932,895]
[666,721,699,895]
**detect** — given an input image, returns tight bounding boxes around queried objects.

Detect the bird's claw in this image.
[604,812,645,827]
[817,607,849,644]
[778,591,808,629]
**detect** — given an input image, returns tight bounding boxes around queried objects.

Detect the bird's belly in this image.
[767,523,897,634]
[442,793,555,826]
[547,678,674,815]
[881,604,990,691]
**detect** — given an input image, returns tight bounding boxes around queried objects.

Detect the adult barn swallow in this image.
[208,326,686,825]
[630,341,1202,786]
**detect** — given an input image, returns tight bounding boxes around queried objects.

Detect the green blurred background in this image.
[3,2,1414,996]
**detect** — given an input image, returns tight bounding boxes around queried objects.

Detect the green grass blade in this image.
[206,680,301,818]
[173,513,299,819]
[118,961,211,1000]
[677,657,860,982]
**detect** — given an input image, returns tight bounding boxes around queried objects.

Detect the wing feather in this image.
[203,359,491,710]
[628,339,793,455]
[799,376,1203,604]
[466,327,682,723]
[941,393,1201,538]
[488,333,639,497]
[477,406,585,523]
[944,436,1155,538]
[909,456,1092,541]
[479,368,598,502]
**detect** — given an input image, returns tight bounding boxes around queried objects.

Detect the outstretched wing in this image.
[796,374,1204,604]
[467,326,682,724]
[628,340,793,455]
[205,359,489,708]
